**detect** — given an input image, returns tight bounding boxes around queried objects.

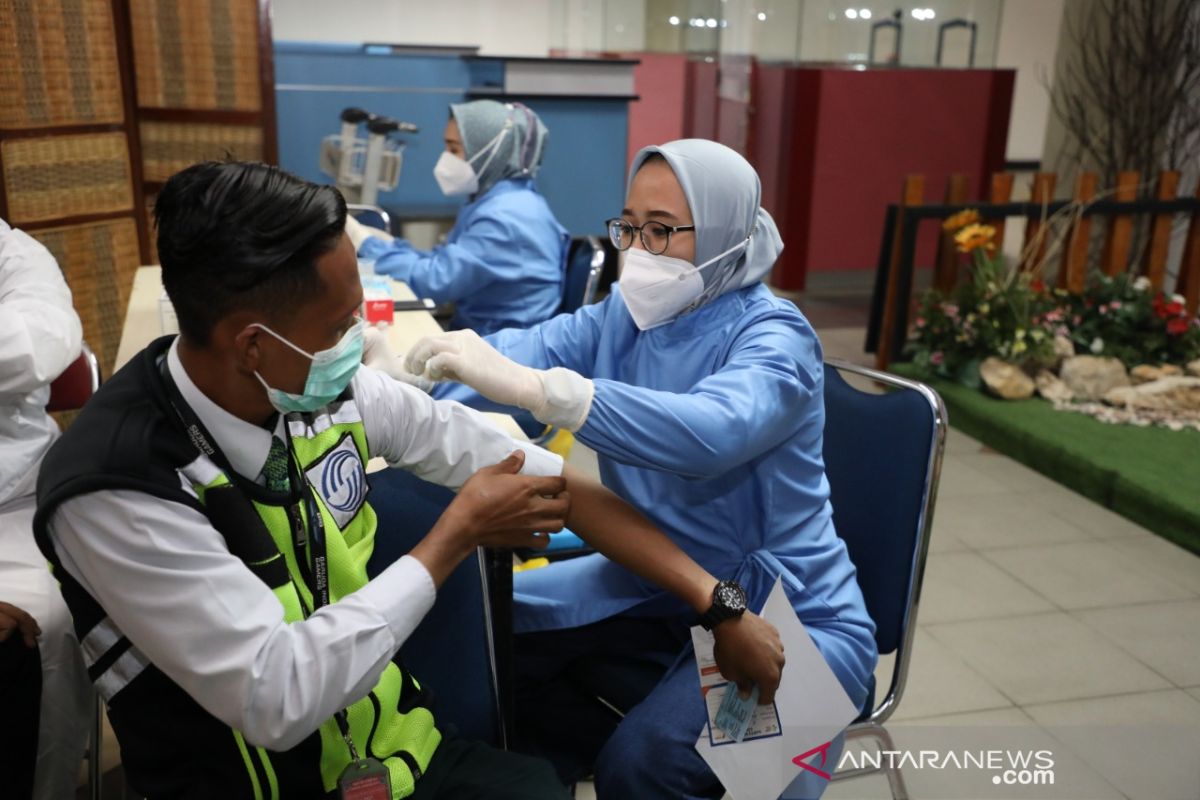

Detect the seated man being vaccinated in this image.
[34,161,783,799]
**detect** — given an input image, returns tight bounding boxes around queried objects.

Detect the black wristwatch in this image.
[699,579,748,631]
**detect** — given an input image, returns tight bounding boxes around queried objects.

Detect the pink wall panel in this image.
[803,69,1013,274]
[686,61,719,140]
[753,66,822,291]
[750,66,789,225]
[626,52,690,166]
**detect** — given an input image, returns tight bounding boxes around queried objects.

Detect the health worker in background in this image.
[348,100,568,336]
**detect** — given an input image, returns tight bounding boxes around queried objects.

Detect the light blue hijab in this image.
[627,139,784,307]
[449,100,549,197]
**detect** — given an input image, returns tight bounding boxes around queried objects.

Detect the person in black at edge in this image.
[1,600,41,798]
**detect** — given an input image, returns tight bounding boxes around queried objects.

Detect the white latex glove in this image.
[406,329,594,432]
[345,215,394,251]
[362,325,434,393]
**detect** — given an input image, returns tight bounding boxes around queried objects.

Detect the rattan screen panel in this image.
[0,0,126,129]
[129,0,262,111]
[30,216,141,376]
[139,120,262,181]
[1,131,134,224]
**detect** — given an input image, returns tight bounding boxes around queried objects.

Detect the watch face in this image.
[716,581,747,612]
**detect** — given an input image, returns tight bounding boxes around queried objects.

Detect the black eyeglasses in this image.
[605,218,696,256]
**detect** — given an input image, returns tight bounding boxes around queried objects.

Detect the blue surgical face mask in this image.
[252,319,365,413]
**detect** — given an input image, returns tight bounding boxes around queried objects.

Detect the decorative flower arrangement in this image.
[906,211,1059,388]
[1060,274,1200,368]
[907,210,1200,390]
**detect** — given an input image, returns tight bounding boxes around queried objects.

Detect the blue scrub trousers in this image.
[514,616,838,800]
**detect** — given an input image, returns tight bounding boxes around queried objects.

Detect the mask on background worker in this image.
[353,100,568,336]
[433,120,513,197]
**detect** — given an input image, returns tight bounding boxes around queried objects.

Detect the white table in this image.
[115,266,526,447]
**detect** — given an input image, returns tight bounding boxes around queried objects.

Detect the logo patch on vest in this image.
[305,434,368,530]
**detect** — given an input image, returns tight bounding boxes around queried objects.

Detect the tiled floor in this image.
[578,311,1200,798]
[807,424,1199,800]
[814,322,1200,799]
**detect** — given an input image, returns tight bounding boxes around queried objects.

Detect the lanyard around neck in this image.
[282,432,332,612]
[157,357,329,612]
[158,356,360,759]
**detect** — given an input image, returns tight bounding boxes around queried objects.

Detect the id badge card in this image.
[337,758,392,800]
[714,683,759,743]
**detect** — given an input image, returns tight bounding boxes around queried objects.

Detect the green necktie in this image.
[260,436,291,492]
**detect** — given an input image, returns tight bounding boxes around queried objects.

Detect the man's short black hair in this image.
[155,161,347,345]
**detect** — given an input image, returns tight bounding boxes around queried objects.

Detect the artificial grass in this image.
[890,363,1200,555]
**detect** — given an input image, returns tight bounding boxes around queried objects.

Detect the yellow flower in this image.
[955,223,997,253]
[943,209,981,232]
[1015,328,1026,339]
[1012,340,1028,355]
[978,302,990,315]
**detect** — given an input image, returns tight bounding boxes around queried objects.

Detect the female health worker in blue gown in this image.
[351,100,569,335]
[404,139,877,800]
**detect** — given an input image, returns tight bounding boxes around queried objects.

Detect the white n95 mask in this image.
[618,238,749,330]
[433,151,478,196]
[432,122,512,197]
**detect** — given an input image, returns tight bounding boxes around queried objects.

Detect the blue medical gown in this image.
[434,284,878,707]
[359,178,568,335]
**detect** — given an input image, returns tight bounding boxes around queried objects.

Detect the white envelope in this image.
[694,577,861,800]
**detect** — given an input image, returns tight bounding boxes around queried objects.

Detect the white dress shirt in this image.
[49,339,562,750]
[0,221,83,508]
[0,221,90,800]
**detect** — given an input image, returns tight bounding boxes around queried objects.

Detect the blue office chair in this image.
[366,468,508,747]
[561,236,605,314]
[347,203,392,235]
[822,358,946,800]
